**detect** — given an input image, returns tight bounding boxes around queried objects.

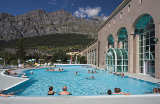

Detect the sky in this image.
[0,0,123,19]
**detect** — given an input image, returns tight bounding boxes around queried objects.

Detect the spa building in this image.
[81,0,160,79]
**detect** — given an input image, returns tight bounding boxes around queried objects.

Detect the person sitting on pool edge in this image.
[59,86,72,95]
[48,86,56,95]
[113,88,130,95]
[0,90,13,97]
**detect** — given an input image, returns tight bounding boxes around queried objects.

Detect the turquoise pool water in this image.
[5,65,160,96]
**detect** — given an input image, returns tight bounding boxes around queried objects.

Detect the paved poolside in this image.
[0,70,28,91]
[0,95,160,104]
[125,73,160,83]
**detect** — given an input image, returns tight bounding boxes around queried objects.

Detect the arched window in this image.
[107,34,114,48]
[106,48,128,72]
[117,27,128,49]
[134,14,155,75]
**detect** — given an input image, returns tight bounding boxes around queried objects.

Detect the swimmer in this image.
[21,73,28,78]
[94,70,97,73]
[46,69,55,71]
[48,86,56,95]
[121,73,124,78]
[153,88,158,94]
[75,72,78,75]
[113,88,130,95]
[59,86,72,95]
[86,75,95,80]
[61,68,64,71]
[107,89,112,95]
[58,68,61,72]
[30,71,33,74]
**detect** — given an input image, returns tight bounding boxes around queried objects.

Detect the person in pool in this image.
[121,73,125,78]
[48,86,56,95]
[113,88,130,95]
[86,75,95,80]
[59,86,72,95]
[75,71,78,75]
[88,70,91,73]
[107,89,112,95]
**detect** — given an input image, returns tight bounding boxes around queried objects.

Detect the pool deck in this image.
[0,70,29,91]
[0,95,160,104]
[125,73,160,83]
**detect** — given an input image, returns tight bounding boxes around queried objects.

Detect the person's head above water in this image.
[107,89,112,95]
[62,86,68,91]
[49,86,53,91]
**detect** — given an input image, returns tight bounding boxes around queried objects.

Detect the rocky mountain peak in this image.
[0,13,13,19]
[0,10,103,41]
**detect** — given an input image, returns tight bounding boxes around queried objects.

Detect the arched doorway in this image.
[134,14,155,76]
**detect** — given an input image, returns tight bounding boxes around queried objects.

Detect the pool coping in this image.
[0,94,160,104]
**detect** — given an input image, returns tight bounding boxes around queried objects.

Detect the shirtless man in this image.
[59,86,71,95]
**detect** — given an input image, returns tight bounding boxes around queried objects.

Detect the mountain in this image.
[0,9,103,41]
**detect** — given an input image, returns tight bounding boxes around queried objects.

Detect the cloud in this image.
[103,16,108,21]
[74,7,101,18]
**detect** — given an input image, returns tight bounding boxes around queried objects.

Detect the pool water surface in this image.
[5,65,160,96]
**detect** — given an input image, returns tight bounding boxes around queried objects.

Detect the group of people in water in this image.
[106,88,130,95]
[46,68,64,72]
[74,69,97,80]
[48,86,71,95]
[112,72,125,78]
[47,86,130,96]
[88,70,97,74]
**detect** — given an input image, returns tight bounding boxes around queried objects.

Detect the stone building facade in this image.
[81,0,160,79]
[81,41,99,65]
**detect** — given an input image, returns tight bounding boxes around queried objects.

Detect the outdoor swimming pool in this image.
[4,65,160,96]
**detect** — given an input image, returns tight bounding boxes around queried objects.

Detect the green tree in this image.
[51,50,69,63]
[16,38,26,63]
[0,51,17,66]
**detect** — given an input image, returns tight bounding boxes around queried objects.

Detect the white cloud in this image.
[74,7,101,18]
[85,7,101,17]
[100,14,108,21]
[102,16,108,21]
